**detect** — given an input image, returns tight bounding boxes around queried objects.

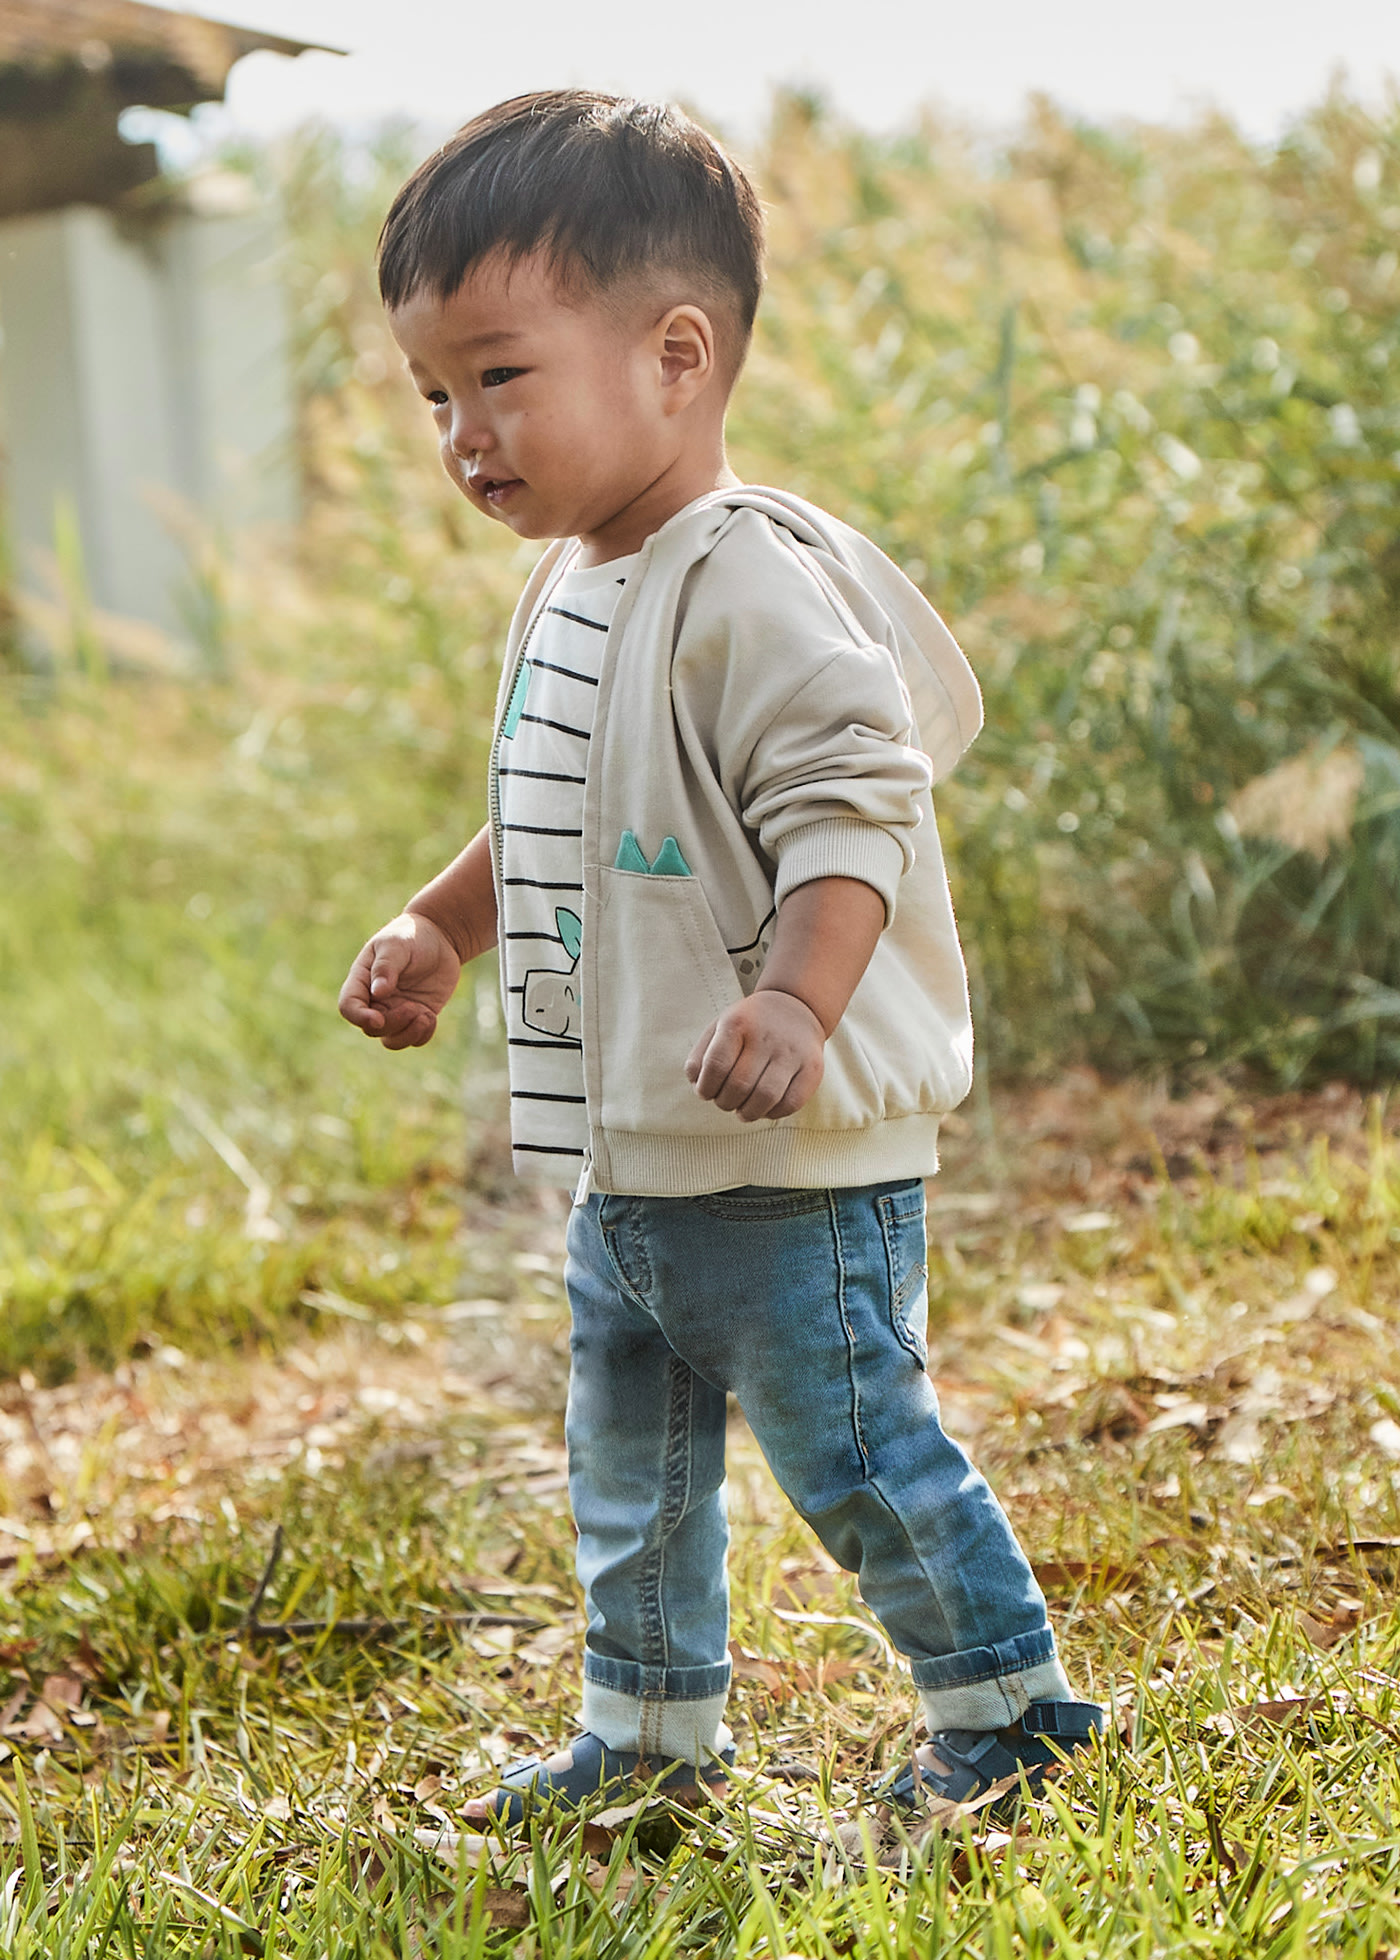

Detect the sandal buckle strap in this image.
[1015,1700,1105,1741]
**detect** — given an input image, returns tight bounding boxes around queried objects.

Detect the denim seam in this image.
[653,1355,697,1675]
[828,1191,870,1475]
[877,1192,929,1366]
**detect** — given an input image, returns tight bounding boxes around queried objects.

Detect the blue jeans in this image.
[564,1180,1070,1765]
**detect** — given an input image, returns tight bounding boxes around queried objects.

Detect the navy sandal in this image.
[879,1699,1105,1814]
[466,1731,735,1824]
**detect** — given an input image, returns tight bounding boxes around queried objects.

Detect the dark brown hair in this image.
[377,91,764,350]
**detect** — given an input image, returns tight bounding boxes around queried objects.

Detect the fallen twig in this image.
[236,1608,543,1644]
[243,1523,285,1630]
[232,1525,542,1643]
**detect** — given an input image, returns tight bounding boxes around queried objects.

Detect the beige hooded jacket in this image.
[487,487,983,1198]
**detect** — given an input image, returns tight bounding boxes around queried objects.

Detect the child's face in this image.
[390,253,694,557]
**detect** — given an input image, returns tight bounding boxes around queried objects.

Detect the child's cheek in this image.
[438,439,469,496]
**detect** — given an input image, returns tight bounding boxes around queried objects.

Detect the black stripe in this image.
[530,657,599,686]
[511,1090,587,1104]
[545,606,607,633]
[499,767,587,784]
[510,1037,583,1050]
[507,985,524,995]
[727,907,779,956]
[503,823,583,837]
[502,878,584,891]
[504,931,568,942]
[520,713,590,740]
[513,1143,587,1156]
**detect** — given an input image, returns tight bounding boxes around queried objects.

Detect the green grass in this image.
[0,1129,1399,1953]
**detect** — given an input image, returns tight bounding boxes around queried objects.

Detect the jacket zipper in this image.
[489,560,585,1190]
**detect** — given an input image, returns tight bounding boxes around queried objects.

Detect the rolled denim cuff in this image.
[912,1629,1073,1731]
[581,1653,732,1764]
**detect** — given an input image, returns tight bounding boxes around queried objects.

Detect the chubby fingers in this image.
[377,1003,439,1050]
[338,942,385,1032]
[339,929,425,1042]
[685,995,826,1122]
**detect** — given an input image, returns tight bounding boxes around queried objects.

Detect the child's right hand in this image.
[338,913,463,1050]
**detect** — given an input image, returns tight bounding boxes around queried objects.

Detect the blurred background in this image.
[3,0,1400,1377]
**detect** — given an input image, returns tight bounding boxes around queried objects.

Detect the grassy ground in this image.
[0,1086,1398,1954]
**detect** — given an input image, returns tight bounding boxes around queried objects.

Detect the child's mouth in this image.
[471,474,523,508]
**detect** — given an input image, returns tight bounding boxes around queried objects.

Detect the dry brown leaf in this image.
[791,1656,859,1693]
[949,1822,1036,1884]
[1298,1605,1363,1651]
[728,1642,784,1689]
[579,1796,649,1857]
[16,1699,64,1742]
[412,1824,491,1865]
[1032,1558,1138,1593]
[775,1559,843,1609]
[1211,1695,1333,1731]
[413,1774,444,1802]
[474,1887,531,1929]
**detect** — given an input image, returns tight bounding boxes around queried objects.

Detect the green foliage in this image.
[728,92,1400,1082]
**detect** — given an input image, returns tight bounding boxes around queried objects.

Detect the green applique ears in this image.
[555,907,583,962]
[614,831,692,877]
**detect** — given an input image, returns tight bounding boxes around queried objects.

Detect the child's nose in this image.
[448,408,493,460]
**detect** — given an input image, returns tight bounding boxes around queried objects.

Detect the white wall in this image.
[0,196,296,644]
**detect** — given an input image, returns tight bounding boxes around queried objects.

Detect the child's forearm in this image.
[756,876,886,1036]
[405,823,499,964]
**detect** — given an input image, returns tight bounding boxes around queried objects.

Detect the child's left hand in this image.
[685,991,826,1122]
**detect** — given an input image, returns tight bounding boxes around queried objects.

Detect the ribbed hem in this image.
[772,818,909,926]
[590,1111,943,1199]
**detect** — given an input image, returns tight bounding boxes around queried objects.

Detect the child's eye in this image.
[482,367,523,389]
[425,390,449,407]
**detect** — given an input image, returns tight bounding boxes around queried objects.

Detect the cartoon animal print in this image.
[522,907,583,1039]
[727,907,777,985]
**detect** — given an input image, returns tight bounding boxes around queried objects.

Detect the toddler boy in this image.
[339,89,1102,1821]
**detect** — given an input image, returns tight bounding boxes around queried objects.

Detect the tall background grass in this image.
[3,90,1400,1368]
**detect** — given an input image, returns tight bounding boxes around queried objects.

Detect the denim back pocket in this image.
[876,1182,929,1367]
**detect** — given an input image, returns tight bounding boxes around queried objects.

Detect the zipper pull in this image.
[573,1149,595,1206]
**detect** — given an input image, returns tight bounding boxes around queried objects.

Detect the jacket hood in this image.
[656,486,984,785]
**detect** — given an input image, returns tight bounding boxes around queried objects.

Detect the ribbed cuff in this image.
[772,818,909,926]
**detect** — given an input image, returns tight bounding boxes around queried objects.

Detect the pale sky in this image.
[146,0,1400,151]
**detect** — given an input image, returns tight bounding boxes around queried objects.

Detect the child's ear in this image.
[656,304,716,407]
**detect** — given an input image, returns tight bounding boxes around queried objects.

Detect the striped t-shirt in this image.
[498,554,636,1186]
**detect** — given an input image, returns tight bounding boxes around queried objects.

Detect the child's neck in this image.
[575,440,735,567]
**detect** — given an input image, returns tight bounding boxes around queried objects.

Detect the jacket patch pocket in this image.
[594,864,745,1136]
[876,1183,929,1367]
